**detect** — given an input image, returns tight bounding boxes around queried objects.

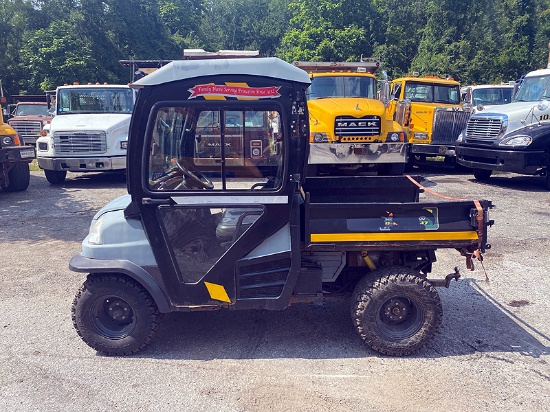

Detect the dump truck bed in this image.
[303,176,491,251]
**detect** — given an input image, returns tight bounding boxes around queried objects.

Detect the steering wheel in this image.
[176,158,214,190]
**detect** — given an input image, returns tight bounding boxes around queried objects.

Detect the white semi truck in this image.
[36,84,135,184]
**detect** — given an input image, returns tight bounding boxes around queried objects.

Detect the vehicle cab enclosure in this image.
[70,58,493,357]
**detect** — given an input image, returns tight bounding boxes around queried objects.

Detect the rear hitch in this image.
[428,266,461,288]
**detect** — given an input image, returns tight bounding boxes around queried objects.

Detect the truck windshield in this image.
[472,88,514,105]
[307,76,376,100]
[514,75,550,102]
[57,88,134,115]
[404,82,460,104]
[15,104,49,116]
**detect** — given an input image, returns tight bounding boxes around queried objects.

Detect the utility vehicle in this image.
[70,58,493,356]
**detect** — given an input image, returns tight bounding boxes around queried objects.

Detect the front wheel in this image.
[473,168,492,181]
[44,169,67,184]
[351,266,442,356]
[72,274,163,355]
[2,162,30,192]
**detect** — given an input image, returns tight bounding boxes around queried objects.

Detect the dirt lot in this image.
[1,167,549,411]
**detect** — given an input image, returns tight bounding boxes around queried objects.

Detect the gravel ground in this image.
[0,166,549,412]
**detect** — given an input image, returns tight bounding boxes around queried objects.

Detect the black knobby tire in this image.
[351,266,443,356]
[72,274,163,355]
[473,168,492,181]
[44,169,67,184]
[3,163,30,192]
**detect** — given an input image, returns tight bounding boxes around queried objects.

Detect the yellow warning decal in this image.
[204,282,231,303]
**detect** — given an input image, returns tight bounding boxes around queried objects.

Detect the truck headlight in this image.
[120,141,128,149]
[385,132,404,142]
[311,132,328,143]
[414,132,428,140]
[499,135,532,147]
[87,214,105,245]
[2,135,16,146]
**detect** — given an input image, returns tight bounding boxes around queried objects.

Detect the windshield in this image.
[472,88,514,105]
[56,87,134,114]
[404,82,460,104]
[15,104,49,116]
[307,76,376,100]
[514,75,550,102]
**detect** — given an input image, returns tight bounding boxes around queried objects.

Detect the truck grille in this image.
[53,131,107,154]
[335,116,381,140]
[9,121,43,138]
[432,109,471,144]
[465,116,504,139]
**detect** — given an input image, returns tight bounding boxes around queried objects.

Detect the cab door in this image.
[130,90,306,310]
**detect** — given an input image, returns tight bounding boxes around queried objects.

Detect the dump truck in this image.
[293,60,407,176]
[388,75,470,167]
[7,95,52,145]
[69,57,494,357]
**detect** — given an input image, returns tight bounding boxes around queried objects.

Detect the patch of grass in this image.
[29,159,40,172]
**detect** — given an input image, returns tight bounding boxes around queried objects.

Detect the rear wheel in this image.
[44,169,67,184]
[72,274,163,355]
[473,168,492,181]
[2,162,30,192]
[351,266,442,356]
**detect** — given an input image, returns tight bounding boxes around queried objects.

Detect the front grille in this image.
[335,116,381,140]
[53,131,107,154]
[465,116,504,139]
[432,109,471,144]
[9,121,42,138]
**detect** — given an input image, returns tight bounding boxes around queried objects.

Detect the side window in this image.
[147,105,284,191]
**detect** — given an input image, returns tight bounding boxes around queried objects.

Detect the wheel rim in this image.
[90,296,136,339]
[376,296,425,340]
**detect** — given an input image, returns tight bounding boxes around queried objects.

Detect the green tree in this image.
[278,0,378,62]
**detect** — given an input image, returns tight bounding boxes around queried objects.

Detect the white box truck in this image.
[36,84,135,184]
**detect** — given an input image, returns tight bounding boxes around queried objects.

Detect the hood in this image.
[9,114,52,123]
[50,113,131,132]
[93,194,131,220]
[308,98,385,118]
[472,100,548,132]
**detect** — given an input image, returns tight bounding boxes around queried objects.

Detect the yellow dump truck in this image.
[388,75,470,168]
[294,60,407,176]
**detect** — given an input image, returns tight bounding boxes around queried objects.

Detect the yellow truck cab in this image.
[388,75,470,168]
[294,60,407,176]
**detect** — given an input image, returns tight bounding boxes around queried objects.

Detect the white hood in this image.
[475,100,550,133]
[50,113,131,133]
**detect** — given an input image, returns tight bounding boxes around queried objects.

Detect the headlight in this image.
[414,132,428,140]
[499,135,532,147]
[87,214,105,245]
[311,132,328,143]
[38,142,49,151]
[2,135,15,145]
[385,132,404,142]
[121,141,128,149]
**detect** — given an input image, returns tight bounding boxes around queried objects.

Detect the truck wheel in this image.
[351,266,442,356]
[44,169,67,184]
[2,163,30,192]
[473,168,492,181]
[544,172,550,191]
[378,163,405,176]
[72,274,163,355]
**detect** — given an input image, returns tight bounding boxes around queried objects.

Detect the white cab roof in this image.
[132,57,311,88]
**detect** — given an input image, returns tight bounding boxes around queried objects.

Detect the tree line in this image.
[2,0,550,97]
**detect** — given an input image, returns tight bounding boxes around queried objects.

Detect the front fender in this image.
[69,254,171,313]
